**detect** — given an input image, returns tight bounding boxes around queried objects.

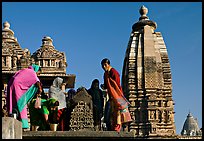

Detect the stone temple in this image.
[2,5,202,139]
[122,5,176,137]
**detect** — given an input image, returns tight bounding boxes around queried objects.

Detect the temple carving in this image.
[122,6,176,137]
[69,87,94,131]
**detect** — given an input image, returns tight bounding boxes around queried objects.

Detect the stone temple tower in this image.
[122,6,176,138]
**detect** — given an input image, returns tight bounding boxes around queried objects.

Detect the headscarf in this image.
[27,64,40,72]
[68,89,76,100]
[88,79,104,117]
[31,64,40,72]
[91,79,100,89]
[49,77,66,110]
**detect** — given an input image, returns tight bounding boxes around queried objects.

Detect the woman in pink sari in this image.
[6,64,42,129]
[101,58,132,132]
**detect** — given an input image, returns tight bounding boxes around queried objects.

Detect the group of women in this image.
[6,58,133,132]
[6,64,67,131]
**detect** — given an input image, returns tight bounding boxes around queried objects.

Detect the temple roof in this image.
[32,36,65,60]
[181,112,201,136]
[2,21,24,56]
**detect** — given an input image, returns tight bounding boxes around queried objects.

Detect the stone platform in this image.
[23,131,135,139]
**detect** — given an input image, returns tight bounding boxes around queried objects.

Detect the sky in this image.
[2,2,202,134]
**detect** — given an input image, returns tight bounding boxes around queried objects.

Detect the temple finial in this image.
[139,5,149,20]
[3,21,10,29]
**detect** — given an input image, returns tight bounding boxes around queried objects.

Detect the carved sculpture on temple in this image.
[68,87,94,131]
[32,36,67,74]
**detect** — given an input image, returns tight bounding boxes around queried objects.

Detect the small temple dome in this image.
[181,112,202,136]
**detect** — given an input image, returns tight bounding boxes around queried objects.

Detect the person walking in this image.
[101,58,132,132]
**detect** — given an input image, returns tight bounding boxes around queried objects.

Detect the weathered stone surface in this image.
[2,117,22,139]
[68,87,94,131]
[23,131,135,139]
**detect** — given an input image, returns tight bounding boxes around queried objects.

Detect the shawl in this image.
[48,77,66,110]
[104,71,130,110]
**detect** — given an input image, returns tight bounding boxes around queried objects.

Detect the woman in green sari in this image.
[29,92,59,131]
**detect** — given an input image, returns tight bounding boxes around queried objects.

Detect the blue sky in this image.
[2,2,202,134]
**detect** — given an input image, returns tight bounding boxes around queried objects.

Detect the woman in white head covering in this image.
[49,77,66,109]
[48,77,67,130]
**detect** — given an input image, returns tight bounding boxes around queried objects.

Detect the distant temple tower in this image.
[122,6,176,137]
[181,112,202,136]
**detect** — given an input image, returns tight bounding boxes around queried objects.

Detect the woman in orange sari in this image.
[101,58,132,132]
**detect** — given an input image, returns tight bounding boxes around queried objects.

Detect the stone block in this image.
[2,117,22,139]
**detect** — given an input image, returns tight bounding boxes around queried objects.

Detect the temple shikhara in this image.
[2,5,202,139]
[122,5,176,137]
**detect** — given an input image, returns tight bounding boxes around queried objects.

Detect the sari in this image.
[6,64,40,129]
[29,98,58,131]
[29,98,49,130]
[104,68,132,130]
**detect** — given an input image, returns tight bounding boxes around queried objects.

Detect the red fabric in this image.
[109,68,122,91]
[104,70,129,110]
[104,68,122,91]
[57,108,66,131]
[120,108,133,123]
[104,68,132,129]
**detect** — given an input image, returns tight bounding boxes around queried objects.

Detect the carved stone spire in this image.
[122,6,176,137]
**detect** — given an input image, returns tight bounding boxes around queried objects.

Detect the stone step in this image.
[23,131,135,139]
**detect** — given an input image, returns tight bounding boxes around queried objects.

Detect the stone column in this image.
[2,117,22,139]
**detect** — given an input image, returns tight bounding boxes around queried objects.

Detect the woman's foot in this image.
[114,124,121,132]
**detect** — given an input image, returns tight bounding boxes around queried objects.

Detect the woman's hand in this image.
[36,81,43,94]
[36,93,41,98]
[100,84,105,90]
